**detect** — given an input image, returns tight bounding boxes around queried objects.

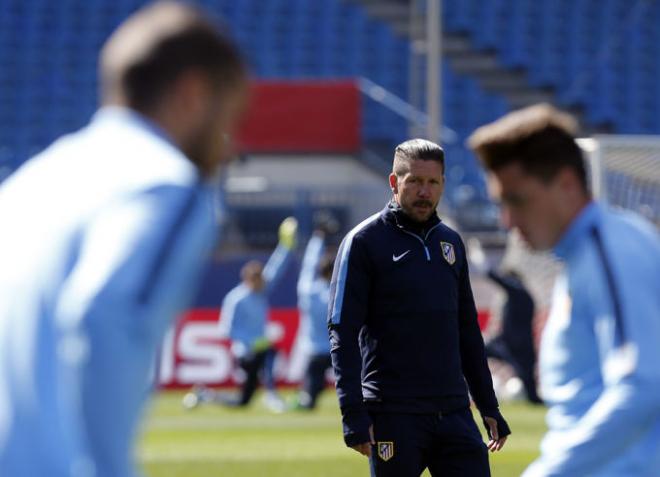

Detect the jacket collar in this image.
[382,199,441,237]
[553,200,599,260]
[93,106,177,147]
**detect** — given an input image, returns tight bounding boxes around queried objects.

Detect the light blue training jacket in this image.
[0,107,218,477]
[523,202,660,477]
[297,234,331,355]
[220,244,292,357]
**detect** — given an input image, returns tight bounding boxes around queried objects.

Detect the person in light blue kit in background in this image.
[469,103,660,476]
[0,3,248,476]
[291,214,338,410]
[184,218,297,412]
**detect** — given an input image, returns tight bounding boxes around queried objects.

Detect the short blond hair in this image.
[100,1,245,112]
[467,103,587,188]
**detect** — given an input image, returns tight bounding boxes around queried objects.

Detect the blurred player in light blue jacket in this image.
[0,3,247,476]
[291,220,337,410]
[185,218,297,412]
[470,104,660,476]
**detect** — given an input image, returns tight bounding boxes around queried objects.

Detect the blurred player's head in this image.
[390,139,445,223]
[100,1,248,178]
[241,260,265,291]
[468,103,590,251]
[318,252,336,282]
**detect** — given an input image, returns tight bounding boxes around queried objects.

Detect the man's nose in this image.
[418,184,431,198]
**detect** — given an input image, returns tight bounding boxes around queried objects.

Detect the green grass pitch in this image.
[138,390,546,477]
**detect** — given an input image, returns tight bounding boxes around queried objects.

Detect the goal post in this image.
[578,135,660,227]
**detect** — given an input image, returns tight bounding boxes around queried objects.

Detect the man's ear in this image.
[487,172,503,202]
[172,70,210,126]
[389,173,398,194]
[555,166,580,194]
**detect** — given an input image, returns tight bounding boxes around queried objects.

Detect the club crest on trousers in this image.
[441,241,456,265]
[377,441,394,461]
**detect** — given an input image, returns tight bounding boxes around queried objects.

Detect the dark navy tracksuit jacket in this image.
[328,203,506,447]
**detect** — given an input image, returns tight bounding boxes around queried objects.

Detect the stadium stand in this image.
[0,0,656,232]
[0,0,500,203]
[443,0,660,133]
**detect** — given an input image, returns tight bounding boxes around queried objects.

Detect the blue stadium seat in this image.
[445,0,658,133]
[9,0,657,206]
[0,0,477,171]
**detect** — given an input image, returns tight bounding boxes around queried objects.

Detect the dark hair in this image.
[467,103,588,190]
[393,138,445,177]
[318,252,335,281]
[240,260,263,282]
[100,1,246,113]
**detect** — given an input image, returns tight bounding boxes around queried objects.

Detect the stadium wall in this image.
[157,308,491,389]
[236,80,360,153]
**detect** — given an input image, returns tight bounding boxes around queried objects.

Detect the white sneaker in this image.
[263,391,286,413]
[182,384,208,410]
[182,390,200,410]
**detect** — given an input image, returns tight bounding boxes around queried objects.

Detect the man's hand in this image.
[484,416,507,452]
[350,425,375,457]
[278,217,298,250]
[252,337,271,353]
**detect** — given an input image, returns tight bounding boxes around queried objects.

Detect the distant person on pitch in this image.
[290,212,338,410]
[469,103,660,476]
[183,218,297,413]
[484,267,541,404]
[0,2,247,477]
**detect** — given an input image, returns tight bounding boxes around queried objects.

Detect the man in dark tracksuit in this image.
[328,139,510,476]
[485,268,542,404]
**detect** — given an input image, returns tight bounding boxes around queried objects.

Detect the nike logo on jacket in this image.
[392,250,410,261]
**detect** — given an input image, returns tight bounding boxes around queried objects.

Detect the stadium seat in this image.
[2,0,656,208]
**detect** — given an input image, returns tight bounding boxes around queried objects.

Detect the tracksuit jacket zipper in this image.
[397,223,442,261]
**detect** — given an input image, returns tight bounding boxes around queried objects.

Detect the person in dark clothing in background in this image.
[328,139,510,477]
[485,268,542,404]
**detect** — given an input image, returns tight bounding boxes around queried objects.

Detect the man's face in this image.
[243,262,265,292]
[390,159,444,223]
[246,273,265,292]
[489,162,567,251]
[189,79,249,177]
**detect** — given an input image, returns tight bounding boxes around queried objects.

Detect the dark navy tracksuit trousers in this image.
[369,409,490,477]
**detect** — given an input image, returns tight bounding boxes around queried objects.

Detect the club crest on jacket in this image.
[441,241,455,265]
